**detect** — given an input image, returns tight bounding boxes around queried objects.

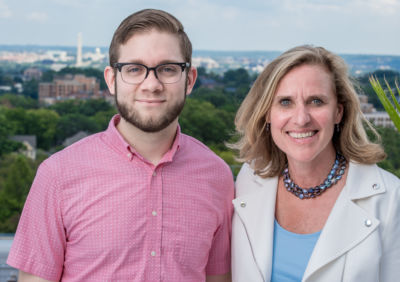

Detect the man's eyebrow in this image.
[117,59,182,66]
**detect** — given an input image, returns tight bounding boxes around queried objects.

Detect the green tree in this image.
[180,99,235,145]
[22,79,39,99]
[0,111,22,156]
[55,113,99,143]
[0,154,34,232]
[223,68,251,88]
[0,93,38,109]
[49,99,81,115]
[91,108,118,131]
[79,99,113,116]
[26,109,60,149]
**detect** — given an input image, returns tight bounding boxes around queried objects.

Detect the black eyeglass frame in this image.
[113,62,190,84]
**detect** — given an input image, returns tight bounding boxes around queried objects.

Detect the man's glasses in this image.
[113,62,190,84]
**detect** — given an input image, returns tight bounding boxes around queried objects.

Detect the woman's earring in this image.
[336,123,340,133]
[266,123,270,132]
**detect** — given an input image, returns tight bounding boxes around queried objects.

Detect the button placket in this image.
[148,166,162,277]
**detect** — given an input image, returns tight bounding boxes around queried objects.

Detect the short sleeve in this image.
[7,161,66,281]
[205,170,234,275]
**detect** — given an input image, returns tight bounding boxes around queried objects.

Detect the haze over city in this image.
[1,0,400,56]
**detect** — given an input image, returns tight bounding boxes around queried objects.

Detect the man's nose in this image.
[140,69,163,91]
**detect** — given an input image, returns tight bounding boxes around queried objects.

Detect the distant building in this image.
[0,86,12,92]
[76,32,83,67]
[39,74,101,104]
[364,111,396,129]
[63,131,89,147]
[10,135,37,160]
[23,68,43,81]
[199,77,220,89]
[358,94,396,130]
[358,94,375,113]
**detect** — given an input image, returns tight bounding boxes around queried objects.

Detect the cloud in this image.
[27,12,48,22]
[0,0,12,18]
[361,0,400,14]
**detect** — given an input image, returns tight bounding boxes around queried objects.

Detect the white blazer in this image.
[232,162,400,282]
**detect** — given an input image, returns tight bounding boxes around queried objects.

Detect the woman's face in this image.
[269,64,343,166]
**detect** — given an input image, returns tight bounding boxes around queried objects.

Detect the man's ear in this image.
[104,66,116,95]
[185,66,198,96]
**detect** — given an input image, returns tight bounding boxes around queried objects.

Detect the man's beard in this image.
[114,79,187,133]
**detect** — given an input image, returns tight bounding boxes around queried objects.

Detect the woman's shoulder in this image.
[348,162,400,200]
[235,163,278,197]
[350,162,400,186]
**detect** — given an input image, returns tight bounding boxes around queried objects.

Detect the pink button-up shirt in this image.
[7,115,234,281]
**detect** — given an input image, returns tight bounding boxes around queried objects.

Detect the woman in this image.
[231,45,400,282]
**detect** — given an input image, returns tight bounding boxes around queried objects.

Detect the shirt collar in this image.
[102,114,182,164]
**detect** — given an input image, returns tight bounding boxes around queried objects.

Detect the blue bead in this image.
[320,185,326,190]
[299,194,304,199]
[309,188,314,193]
[303,189,308,194]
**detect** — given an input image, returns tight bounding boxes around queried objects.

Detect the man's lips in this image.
[135,99,165,104]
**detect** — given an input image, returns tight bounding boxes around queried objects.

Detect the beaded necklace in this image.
[282,153,346,199]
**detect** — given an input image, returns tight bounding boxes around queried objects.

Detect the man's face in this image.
[105,29,196,132]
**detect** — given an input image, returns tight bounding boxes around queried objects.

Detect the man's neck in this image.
[117,117,178,166]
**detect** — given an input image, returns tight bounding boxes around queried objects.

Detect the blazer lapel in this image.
[233,175,278,281]
[303,162,385,281]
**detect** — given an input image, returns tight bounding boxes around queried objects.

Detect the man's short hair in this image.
[109,9,192,67]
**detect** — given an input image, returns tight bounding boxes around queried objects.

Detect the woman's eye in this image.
[311,98,323,105]
[279,99,291,106]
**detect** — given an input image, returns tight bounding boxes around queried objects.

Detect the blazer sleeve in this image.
[379,171,400,281]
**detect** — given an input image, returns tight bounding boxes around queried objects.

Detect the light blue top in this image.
[271,219,321,282]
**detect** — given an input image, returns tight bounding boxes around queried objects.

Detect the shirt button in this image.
[365,219,372,227]
[372,183,380,190]
[240,201,246,208]
[127,153,132,159]
[152,211,157,216]
[151,251,156,256]
[152,171,157,177]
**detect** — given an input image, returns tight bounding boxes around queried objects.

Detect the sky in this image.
[1,0,400,55]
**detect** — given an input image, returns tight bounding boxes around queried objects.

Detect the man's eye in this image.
[126,67,141,73]
[159,66,178,73]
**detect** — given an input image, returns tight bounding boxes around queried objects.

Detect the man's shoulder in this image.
[45,131,105,166]
[181,134,224,159]
[180,134,232,171]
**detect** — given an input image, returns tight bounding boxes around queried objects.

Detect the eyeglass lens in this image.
[121,64,183,84]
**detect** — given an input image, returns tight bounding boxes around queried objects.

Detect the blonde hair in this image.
[232,45,386,178]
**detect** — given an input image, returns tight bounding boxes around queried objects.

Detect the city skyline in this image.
[1,0,400,56]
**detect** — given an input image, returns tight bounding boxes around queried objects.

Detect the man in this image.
[7,9,234,282]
